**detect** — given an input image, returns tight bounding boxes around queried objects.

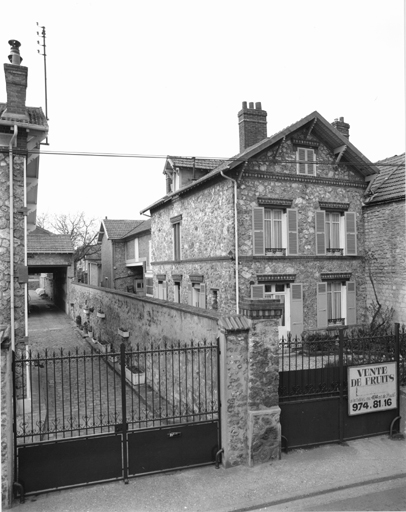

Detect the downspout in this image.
[9,125,18,351]
[220,170,240,315]
[24,156,28,338]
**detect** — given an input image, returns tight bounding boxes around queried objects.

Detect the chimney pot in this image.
[2,40,29,122]
[249,102,254,109]
[242,101,247,109]
[8,39,22,65]
[255,102,262,109]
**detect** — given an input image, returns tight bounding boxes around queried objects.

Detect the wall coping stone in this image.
[71,282,221,322]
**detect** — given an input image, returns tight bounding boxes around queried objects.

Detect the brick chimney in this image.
[332,117,350,139]
[238,102,267,152]
[1,40,29,122]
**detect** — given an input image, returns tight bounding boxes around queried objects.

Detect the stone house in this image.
[98,218,151,293]
[140,103,381,337]
[0,40,48,508]
[363,153,406,325]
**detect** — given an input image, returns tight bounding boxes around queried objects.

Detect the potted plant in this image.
[118,327,130,338]
[97,308,105,319]
[125,364,145,385]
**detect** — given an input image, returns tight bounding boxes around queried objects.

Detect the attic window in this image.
[297,147,316,176]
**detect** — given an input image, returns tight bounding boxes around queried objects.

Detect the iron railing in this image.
[278,326,402,400]
[13,340,219,445]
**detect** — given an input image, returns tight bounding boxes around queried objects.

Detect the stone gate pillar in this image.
[219,299,283,468]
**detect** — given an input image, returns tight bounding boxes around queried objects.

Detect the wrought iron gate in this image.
[278,324,403,451]
[13,339,221,497]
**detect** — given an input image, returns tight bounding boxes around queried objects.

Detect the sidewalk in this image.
[13,292,405,512]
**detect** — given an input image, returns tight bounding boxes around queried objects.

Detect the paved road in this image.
[256,475,406,511]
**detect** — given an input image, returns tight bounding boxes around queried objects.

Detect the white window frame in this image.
[174,281,181,303]
[145,272,153,297]
[325,212,344,254]
[264,209,286,254]
[297,147,316,176]
[327,281,345,325]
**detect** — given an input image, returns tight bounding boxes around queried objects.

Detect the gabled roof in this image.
[141,110,379,214]
[364,153,405,205]
[28,231,74,253]
[98,219,145,242]
[121,219,151,240]
[0,103,48,130]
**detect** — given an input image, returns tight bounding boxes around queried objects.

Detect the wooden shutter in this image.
[306,149,316,175]
[163,281,168,301]
[251,285,265,299]
[315,210,326,255]
[287,208,299,255]
[290,283,303,337]
[252,207,265,255]
[298,148,306,174]
[346,281,356,325]
[317,282,328,328]
[199,283,206,309]
[345,212,357,255]
[188,283,193,305]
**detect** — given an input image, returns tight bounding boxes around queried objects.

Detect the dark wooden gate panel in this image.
[128,422,219,475]
[18,434,122,494]
[13,340,220,497]
[280,397,340,449]
[279,326,402,450]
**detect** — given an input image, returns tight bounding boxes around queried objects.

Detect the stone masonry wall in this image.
[1,340,13,509]
[0,152,26,343]
[69,282,220,350]
[364,201,406,325]
[152,179,235,314]
[152,179,234,262]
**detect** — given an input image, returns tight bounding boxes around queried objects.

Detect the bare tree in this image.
[37,212,100,264]
[364,249,394,334]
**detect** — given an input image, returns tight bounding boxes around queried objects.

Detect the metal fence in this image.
[279,324,404,400]
[13,340,219,445]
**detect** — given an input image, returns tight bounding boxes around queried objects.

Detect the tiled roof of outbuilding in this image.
[364,153,405,205]
[0,103,48,129]
[121,219,151,239]
[28,232,74,253]
[100,219,145,240]
[167,157,220,171]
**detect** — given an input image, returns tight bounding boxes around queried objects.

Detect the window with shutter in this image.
[346,281,356,325]
[199,283,206,309]
[173,223,181,261]
[287,209,298,255]
[252,207,291,256]
[251,284,265,299]
[290,283,303,337]
[345,212,357,255]
[188,283,193,305]
[252,207,265,255]
[317,283,328,328]
[297,148,316,176]
[315,210,326,255]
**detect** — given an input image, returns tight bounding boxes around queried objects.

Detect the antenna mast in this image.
[37,23,49,145]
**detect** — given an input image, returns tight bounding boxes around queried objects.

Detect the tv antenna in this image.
[37,23,49,145]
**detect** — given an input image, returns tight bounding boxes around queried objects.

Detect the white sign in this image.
[348,362,397,416]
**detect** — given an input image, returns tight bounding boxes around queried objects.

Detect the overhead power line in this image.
[29,149,405,169]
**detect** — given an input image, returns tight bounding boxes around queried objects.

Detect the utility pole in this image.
[37,23,49,145]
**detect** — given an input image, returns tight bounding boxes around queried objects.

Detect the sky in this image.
[1,0,405,223]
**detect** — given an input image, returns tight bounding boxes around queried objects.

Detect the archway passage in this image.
[27,227,74,314]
